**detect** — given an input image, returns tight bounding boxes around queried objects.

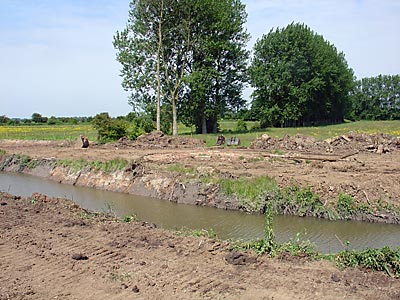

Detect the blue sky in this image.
[1,0,399,118]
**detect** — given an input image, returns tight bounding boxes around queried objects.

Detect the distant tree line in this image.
[0,113,93,125]
[349,75,400,121]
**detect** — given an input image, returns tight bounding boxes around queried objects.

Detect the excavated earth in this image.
[0,131,400,220]
[1,192,399,300]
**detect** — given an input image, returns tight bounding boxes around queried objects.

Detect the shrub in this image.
[336,193,355,218]
[235,119,248,132]
[92,113,129,142]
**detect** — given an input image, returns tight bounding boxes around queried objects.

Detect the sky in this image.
[1,0,399,119]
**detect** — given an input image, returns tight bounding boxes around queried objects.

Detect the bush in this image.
[92,113,129,142]
[235,119,248,132]
[336,193,355,218]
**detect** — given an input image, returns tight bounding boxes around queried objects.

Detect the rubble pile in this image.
[249,132,400,154]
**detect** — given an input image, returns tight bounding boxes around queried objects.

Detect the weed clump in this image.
[333,246,400,277]
[56,158,130,173]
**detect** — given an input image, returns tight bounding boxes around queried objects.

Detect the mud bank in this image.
[0,153,236,210]
[1,152,399,225]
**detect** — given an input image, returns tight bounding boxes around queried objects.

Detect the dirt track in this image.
[1,193,399,300]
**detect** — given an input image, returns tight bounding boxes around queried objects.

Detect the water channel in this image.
[1,172,399,253]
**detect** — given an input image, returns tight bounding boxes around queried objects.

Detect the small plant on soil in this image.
[122,214,139,223]
[166,163,196,174]
[242,201,277,255]
[109,272,133,281]
[176,227,217,239]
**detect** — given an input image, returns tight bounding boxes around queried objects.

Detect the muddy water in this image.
[1,172,399,253]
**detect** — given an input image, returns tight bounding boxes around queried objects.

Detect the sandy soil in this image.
[1,192,399,300]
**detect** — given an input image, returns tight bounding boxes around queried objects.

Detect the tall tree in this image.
[179,0,250,133]
[249,23,354,127]
[114,0,192,135]
[114,0,249,135]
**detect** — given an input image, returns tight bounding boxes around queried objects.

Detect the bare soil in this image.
[1,192,399,300]
[0,132,399,211]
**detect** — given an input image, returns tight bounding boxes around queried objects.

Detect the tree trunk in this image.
[201,112,207,134]
[156,0,164,132]
[172,96,178,136]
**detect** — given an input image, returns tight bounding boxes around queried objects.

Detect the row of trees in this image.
[350,75,400,121]
[0,113,92,125]
[113,0,249,135]
[113,1,397,134]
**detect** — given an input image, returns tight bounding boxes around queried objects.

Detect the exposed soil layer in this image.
[1,192,399,300]
[0,133,399,222]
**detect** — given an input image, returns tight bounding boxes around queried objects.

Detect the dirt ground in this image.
[1,192,399,300]
[0,132,399,209]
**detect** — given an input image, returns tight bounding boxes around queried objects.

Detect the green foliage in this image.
[166,163,196,174]
[239,203,276,255]
[250,122,261,131]
[179,0,250,134]
[249,23,354,128]
[123,214,139,222]
[336,193,356,218]
[0,115,11,124]
[263,201,276,253]
[114,0,249,135]
[100,158,130,173]
[334,247,400,277]
[31,113,48,123]
[56,158,129,173]
[235,119,248,132]
[350,75,400,121]
[92,113,129,142]
[280,186,326,217]
[176,227,217,239]
[217,176,279,212]
[279,233,317,258]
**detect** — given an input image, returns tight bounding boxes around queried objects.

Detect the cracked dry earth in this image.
[1,193,399,300]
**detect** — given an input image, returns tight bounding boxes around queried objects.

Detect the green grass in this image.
[0,124,97,141]
[56,158,130,173]
[1,120,399,146]
[180,120,400,147]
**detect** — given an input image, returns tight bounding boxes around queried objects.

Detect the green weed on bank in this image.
[237,201,400,277]
[56,158,130,173]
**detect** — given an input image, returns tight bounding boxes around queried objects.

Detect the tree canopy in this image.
[249,23,354,128]
[113,0,249,135]
[349,75,400,120]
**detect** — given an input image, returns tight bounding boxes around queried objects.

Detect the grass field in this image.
[0,124,97,141]
[0,120,399,147]
[181,120,400,147]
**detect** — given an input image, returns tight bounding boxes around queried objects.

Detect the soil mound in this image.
[249,132,400,154]
[116,131,206,149]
